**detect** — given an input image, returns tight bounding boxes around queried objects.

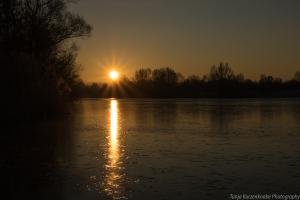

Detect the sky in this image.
[70,0,300,82]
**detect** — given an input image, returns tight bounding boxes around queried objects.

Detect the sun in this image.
[109,70,119,80]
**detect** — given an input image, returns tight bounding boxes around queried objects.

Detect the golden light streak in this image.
[110,100,118,148]
[103,99,124,199]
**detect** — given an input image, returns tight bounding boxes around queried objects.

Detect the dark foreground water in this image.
[2,99,300,200]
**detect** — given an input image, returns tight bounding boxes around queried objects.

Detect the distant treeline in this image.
[72,63,300,98]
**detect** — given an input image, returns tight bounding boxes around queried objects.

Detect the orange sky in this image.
[70,0,300,83]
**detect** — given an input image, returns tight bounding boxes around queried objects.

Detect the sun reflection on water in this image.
[110,100,118,159]
[103,99,125,199]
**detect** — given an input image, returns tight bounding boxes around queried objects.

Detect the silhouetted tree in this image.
[152,67,178,85]
[1,0,91,118]
[259,74,274,84]
[209,62,235,81]
[176,72,185,83]
[294,71,300,82]
[185,75,201,84]
[134,68,152,83]
[234,73,245,82]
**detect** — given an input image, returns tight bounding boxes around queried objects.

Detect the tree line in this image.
[73,63,300,98]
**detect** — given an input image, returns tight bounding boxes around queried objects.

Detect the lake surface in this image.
[3,99,300,199]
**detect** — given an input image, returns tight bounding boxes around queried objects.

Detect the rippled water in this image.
[4,99,300,199]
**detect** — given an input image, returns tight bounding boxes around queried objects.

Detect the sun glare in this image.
[109,70,119,80]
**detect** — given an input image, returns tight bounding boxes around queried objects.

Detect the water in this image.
[3,99,300,199]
